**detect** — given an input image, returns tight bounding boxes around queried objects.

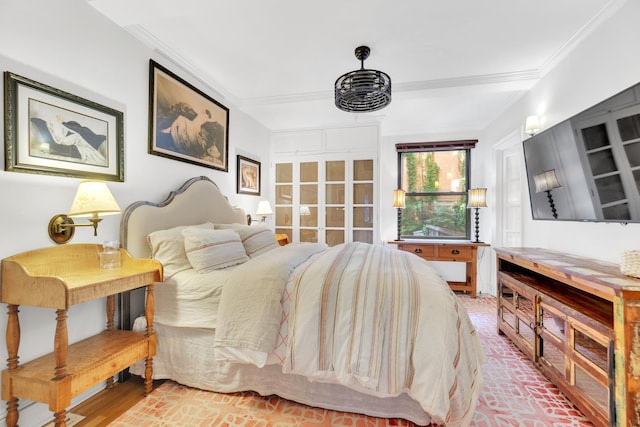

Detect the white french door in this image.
[274,155,376,246]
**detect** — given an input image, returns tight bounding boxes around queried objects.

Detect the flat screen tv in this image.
[523,82,640,223]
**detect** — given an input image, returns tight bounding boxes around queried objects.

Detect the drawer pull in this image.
[414,248,422,254]
[451,249,460,255]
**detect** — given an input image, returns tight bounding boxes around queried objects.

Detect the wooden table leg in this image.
[144,284,154,395]
[469,248,479,298]
[106,295,115,389]
[5,304,20,427]
[53,309,69,427]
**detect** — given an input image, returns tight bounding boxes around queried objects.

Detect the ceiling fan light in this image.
[335,46,391,113]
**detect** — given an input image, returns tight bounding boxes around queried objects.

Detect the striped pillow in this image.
[182,228,249,273]
[147,222,214,278]
[215,224,279,258]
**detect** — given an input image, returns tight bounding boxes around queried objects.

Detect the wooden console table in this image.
[390,240,489,297]
[0,244,162,427]
[495,247,640,427]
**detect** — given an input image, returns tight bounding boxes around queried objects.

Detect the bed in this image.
[121,176,484,426]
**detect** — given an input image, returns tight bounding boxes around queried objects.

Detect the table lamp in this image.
[468,188,487,243]
[393,189,405,241]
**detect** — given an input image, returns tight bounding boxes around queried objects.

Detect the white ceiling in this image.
[88,0,619,137]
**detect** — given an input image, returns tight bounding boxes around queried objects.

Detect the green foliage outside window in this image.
[399,150,469,239]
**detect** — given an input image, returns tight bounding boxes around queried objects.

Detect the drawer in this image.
[397,244,435,258]
[434,246,473,261]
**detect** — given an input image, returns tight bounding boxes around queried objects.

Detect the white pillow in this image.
[182,228,249,273]
[147,222,214,278]
[215,223,279,258]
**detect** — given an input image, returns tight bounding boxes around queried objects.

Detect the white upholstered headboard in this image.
[120,176,247,259]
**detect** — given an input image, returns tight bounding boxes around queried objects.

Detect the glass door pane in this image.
[353,159,373,180]
[326,160,345,181]
[353,183,373,204]
[300,162,318,182]
[325,229,344,247]
[300,184,318,205]
[617,113,640,142]
[326,206,345,227]
[353,206,373,227]
[300,229,318,243]
[276,185,292,204]
[326,184,345,204]
[276,163,293,182]
[275,207,293,227]
[300,206,318,227]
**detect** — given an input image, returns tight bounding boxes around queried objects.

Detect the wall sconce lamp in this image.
[467,188,487,243]
[300,206,311,216]
[392,189,406,241]
[48,180,121,244]
[534,169,561,219]
[256,200,273,224]
[525,115,540,136]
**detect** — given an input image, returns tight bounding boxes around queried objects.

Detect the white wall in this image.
[0,1,270,425]
[481,0,640,263]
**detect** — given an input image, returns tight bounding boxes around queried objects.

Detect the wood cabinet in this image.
[275,157,376,246]
[0,244,162,427]
[392,241,488,297]
[495,247,640,427]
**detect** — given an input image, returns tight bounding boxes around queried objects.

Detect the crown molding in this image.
[126,24,237,105]
[538,0,629,76]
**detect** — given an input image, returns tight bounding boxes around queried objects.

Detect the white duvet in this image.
[154,265,232,329]
[210,242,484,427]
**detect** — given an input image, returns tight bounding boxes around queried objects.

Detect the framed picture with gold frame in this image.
[149,60,229,172]
[4,71,124,181]
[237,155,261,195]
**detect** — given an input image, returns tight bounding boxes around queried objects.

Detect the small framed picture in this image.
[236,155,261,196]
[4,71,124,181]
[149,60,229,172]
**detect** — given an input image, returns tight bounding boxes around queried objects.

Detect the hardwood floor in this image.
[70,376,163,427]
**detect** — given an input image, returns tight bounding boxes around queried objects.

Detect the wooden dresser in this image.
[495,247,640,427]
[0,244,162,427]
[391,240,489,297]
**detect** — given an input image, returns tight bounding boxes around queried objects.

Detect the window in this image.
[397,140,476,240]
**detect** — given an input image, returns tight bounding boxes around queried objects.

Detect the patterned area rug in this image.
[109,296,593,426]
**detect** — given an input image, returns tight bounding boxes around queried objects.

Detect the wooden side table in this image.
[390,240,489,297]
[275,233,289,246]
[0,244,162,427]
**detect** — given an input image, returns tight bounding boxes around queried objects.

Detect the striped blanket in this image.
[284,242,421,394]
[216,242,484,427]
